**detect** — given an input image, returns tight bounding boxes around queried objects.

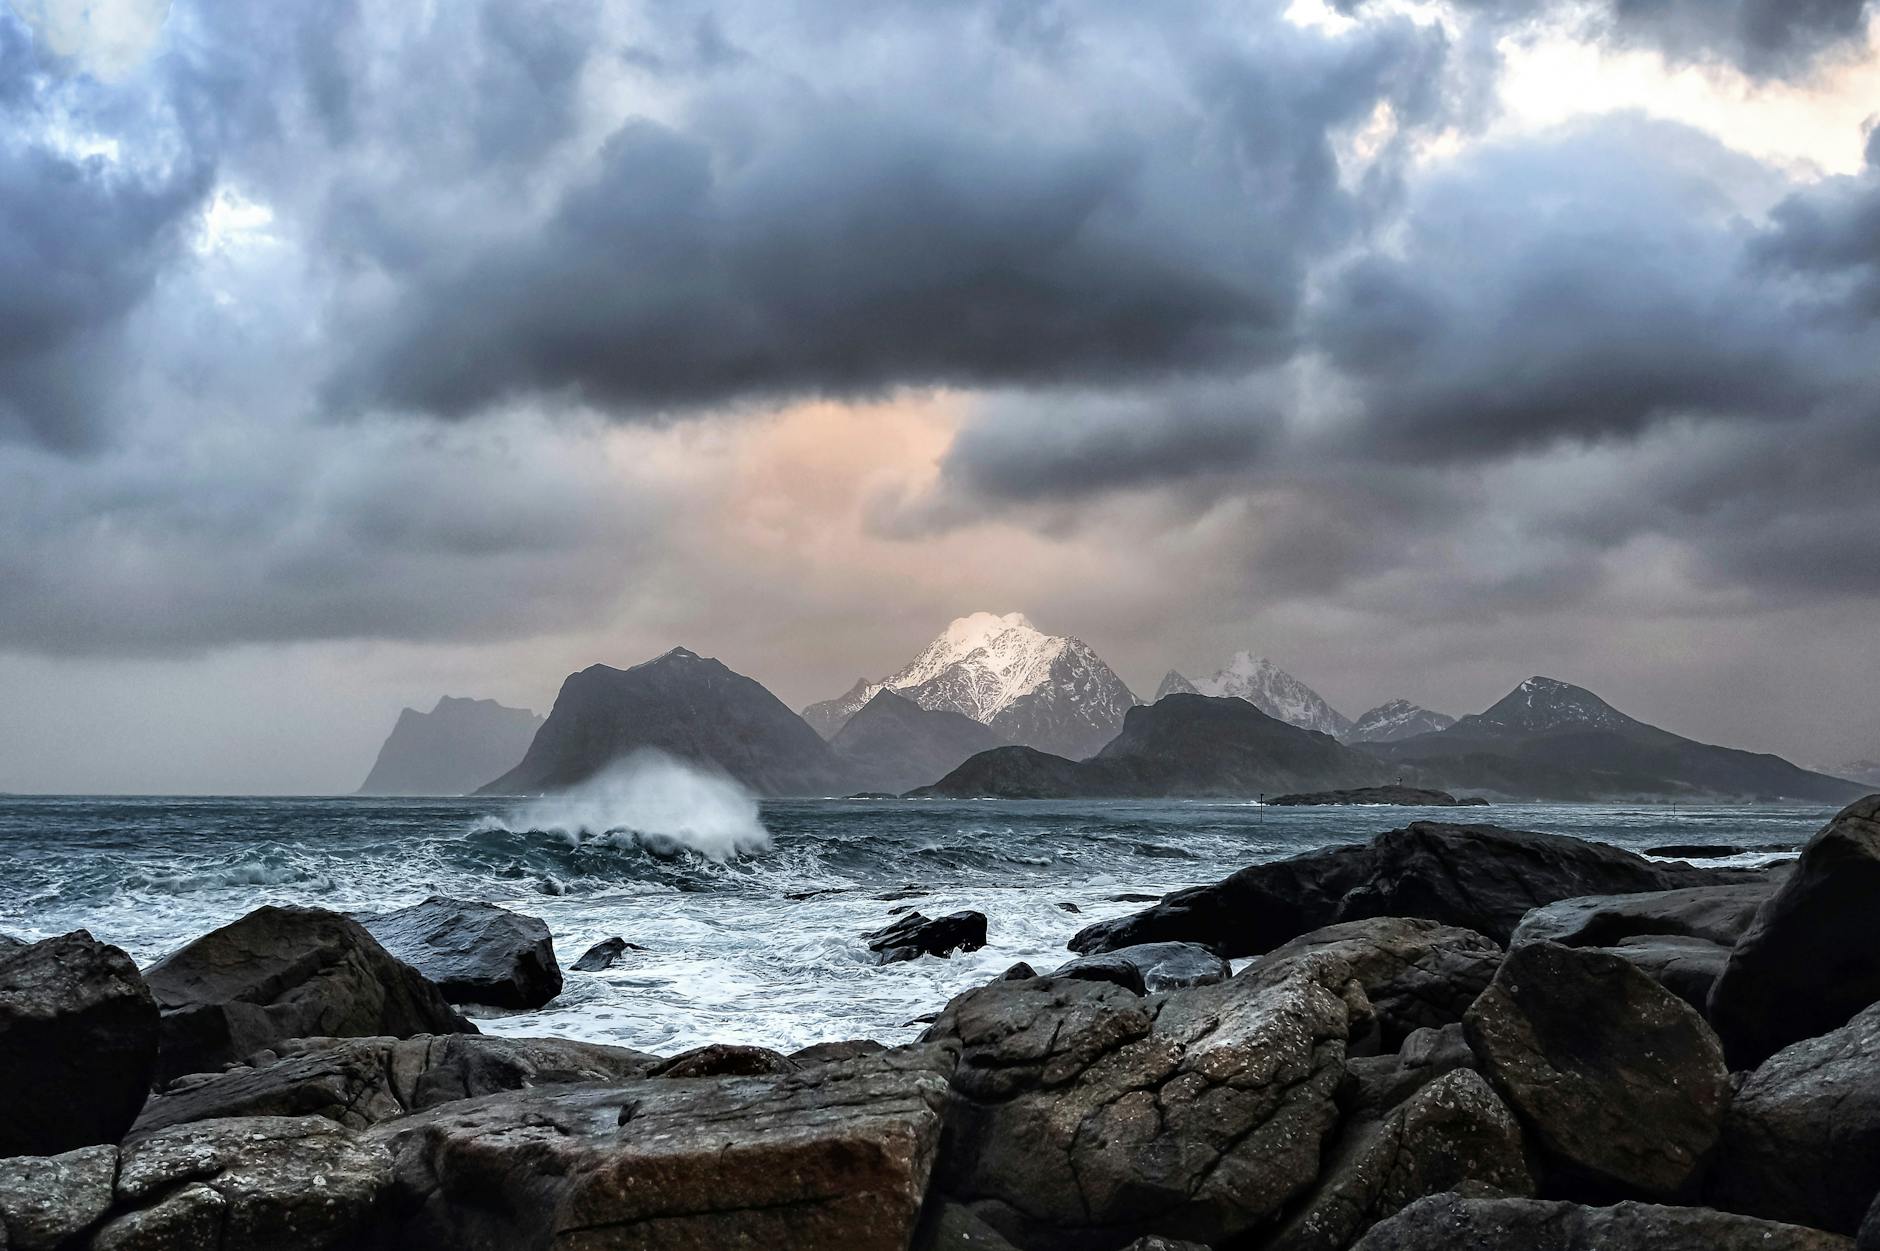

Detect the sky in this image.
[1,0,1877,793]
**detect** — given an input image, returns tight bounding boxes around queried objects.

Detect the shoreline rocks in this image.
[867,911,988,963]
[357,896,563,1010]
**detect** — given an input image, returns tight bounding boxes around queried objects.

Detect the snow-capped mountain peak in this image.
[1474,676,1636,734]
[1347,698,1456,744]
[1170,652,1352,738]
[801,612,1137,758]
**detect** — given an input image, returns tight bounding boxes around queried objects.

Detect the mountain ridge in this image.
[358,697,542,796]
[1159,653,1351,738]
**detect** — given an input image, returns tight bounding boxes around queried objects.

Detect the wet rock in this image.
[93,1115,393,1251]
[0,931,159,1157]
[1711,999,1880,1235]
[1593,935,1730,1011]
[1051,942,1231,996]
[143,906,474,1083]
[1710,795,1880,1067]
[357,896,562,1010]
[0,1145,117,1249]
[1048,952,1145,994]
[1267,1068,1535,1251]
[1511,880,1778,949]
[1070,821,1745,956]
[1255,917,1502,1050]
[866,910,988,963]
[924,955,1360,1246]
[1465,941,1730,1200]
[1646,843,1795,859]
[570,936,642,972]
[133,1033,657,1134]
[369,1047,952,1251]
[998,962,1037,981]
[647,1043,796,1078]
[1352,1194,1852,1250]
[789,1039,887,1066]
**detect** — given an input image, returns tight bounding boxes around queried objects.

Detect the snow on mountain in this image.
[1347,699,1456,744]
[801,612,1138,759]
[1153,670,1200,699]
[1162,652,1351,738]
[1471,675,1636,734]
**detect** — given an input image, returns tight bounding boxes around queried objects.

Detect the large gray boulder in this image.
[368,1047,952,1251]
[1352,1194,1852,1250]
[143,906,475,1083]
[0,931,159,1158]
[357,897,562,1010]
[1070,822,1747,955]
[1254,917,1503,1050]
[134,1033,659,1135]
[1512,879,1779,949]
[1050,942,1230,996]
[1710,795,1880,1067]
[0,1146,117,1249]
[1593,935,1731,1011]
[1266,1068,1534,1251]
[1711,1000,1880,1235]
[1465,941,1730,1200]
[92,1115,392,1251]
[923,957,1362,1247]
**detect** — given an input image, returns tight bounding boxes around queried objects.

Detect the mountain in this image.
[1372,676,1866,804]
[1159,653,1351,738]
[478,648,849,796]
[1347,699,1457,744]
[357,697,543,795]
[828,690,1010,795]
[911,694,1401,799]
[801,612,1138,759]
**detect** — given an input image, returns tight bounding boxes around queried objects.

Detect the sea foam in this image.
[479,752,773,862]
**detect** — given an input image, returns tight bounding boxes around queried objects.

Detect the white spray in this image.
[492,752,772,862]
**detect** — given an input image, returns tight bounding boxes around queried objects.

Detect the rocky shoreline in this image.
[2,797,1877,1250]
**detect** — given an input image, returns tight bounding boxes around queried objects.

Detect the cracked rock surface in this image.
[1351,1193,1853,1250]
[923,957,1362,1248]
[366,1045,953,1251]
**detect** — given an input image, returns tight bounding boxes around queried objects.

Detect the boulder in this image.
[924,956,1361,1247]
[866,911,987,963]
[1464,941,1730,1200]
[1709,795,1880,1067]
[368,1047,952,1251]
[91,1115,392,1251]
[133,1033,658,1134]
[358,896,562,1010]
[142,906,475,1083]
[1255,917,1502,1050]
[1052,942,1231,994]
[1341,1023,1480,1121]
[1352,1194,1852,1250]
[1711,999,1880,1234]
[646,1043,796,1078]
[1048,952,1145,995]
[1070,822,1745,955]
[789,1039,887,1066]
[571,937,641,972]
[1511,880,1779,949]
[0,1145,117,1249]
[998,962,1037,981]
[0,931,159,1157]
[1593,935,1730,1012]
[1266,1068,1535,1251]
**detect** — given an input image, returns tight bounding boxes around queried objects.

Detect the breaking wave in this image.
[474,753,773,862]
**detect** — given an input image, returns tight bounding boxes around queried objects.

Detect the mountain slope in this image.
[801,612,1137,759]
[911,694,1401,799]
[479,648,848,797]
[1347,699,1456,744]
[828,690,1009,794]
[1374,676,1866,803]
[358,697,542,795]
[1162,653,1351,738]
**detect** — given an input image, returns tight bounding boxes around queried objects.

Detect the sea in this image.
[0,760,1832,1056]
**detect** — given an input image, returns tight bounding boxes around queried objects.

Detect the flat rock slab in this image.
[1465,941,1729,1201]
[358,896,563,1010]
[135,1033,659,1135]
[368,1046,953,1251]
[1712,999,1880,1235]
[1512,880,1778,949]
[1709,796,1880,1068]
[924,957,1361,1247]
[143,906,474,1082]
[1352,1194,1852,1250]
[0,931,159,1157]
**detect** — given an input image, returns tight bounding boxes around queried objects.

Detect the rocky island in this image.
[3,797,1877,1250]
[1267,785,1489,807]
